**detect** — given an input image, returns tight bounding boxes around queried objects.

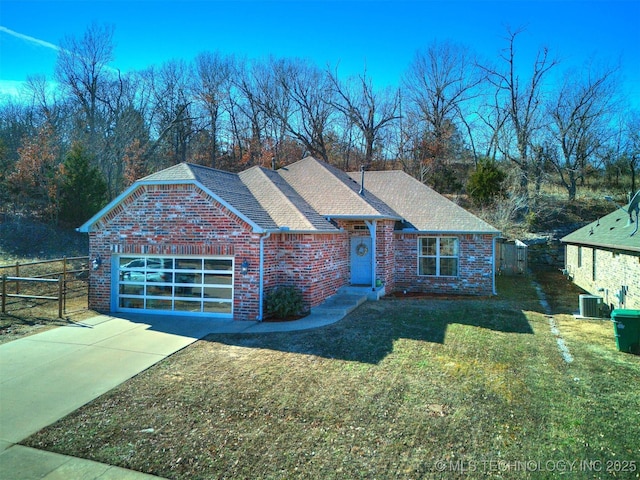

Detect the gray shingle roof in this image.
[80,157,500,235]
[561,199,640,253]
[349,170,500,233]
[278,157,401,219]
[239,166,337,231]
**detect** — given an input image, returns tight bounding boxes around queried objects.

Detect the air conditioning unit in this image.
[579,294,602,318]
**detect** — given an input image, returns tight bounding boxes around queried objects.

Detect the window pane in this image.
[440,238,458,256]
[421,238,436,256]
[203,301,232,314]
[175,286,202,298]
[120,284,143,295]
[147,299,172,310]
[440,258,458,277]
[175,300,202,312]
[120,297,144,309]
[176,272,202,284]
[120,257,144,269]
[120,270,146,282]
[204,273,233,285]
[147,257,165,269]
[176,258,202,270]
[147,285,173,296]
[146,271,172,283]
[204,259,233,271]
[204,287,233,299]
[419,257,436,276]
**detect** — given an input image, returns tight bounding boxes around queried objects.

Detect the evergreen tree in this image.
[467,158,506,206]
[59,143,107,227]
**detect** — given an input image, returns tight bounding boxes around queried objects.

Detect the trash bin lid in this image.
[611,309,640,319]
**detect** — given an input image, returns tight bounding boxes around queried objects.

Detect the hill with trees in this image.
[1,24,637,237]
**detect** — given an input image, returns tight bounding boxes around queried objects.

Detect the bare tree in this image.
[55,22,116,156]
[403,40,484,166]
[145,60,194,168]
[624,111,640,192]
[480,27,559,209]
[228,59,271,167]
[547,64,618,200]
[269,58,335,162]
[328,67,401,167]
[193,51,234,168]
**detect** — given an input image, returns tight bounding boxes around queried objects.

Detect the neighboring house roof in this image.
[350,170,500,234]
[79,156,500,236]
[561,200,640,253]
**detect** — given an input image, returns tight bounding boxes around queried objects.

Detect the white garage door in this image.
[116,256,234,316]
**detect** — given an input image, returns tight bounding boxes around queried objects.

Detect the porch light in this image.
[241,259,249,275]
[91,255,102,271]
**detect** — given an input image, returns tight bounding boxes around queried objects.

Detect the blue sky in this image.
[1,0,639,105]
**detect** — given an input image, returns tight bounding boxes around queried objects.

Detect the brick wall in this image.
[565,244,640,310]
[87,182,497,319]
[88,184,262,320]
[263,232,350,312]
[393,233,495,296]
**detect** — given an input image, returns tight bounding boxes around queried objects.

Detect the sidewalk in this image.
[0,300,354,479]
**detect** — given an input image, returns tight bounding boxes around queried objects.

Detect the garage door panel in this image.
[205,274,232,285]
[115,255,234,317]
[204,259,233,270]
[204,302,232,314]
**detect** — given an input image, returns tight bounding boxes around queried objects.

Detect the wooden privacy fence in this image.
[0,256,89,318]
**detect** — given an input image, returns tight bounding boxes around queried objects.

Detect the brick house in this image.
[561,192,640,310]
[78,156,500,321]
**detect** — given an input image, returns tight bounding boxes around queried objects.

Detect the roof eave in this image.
[396,229,501,235]
[561,238,640,254]
[265,228,342,235]
[325,214,403,221]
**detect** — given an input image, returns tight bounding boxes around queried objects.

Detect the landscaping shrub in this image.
[265,286,305,319]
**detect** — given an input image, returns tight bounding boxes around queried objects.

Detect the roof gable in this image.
[349,170,500,234]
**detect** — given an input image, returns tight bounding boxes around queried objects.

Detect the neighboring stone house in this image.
[78,156,500,321]
[561,193,640,310]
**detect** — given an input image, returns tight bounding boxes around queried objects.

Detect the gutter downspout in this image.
[257,231,272,321]
[492,236,497,295]
[365,220,377,290]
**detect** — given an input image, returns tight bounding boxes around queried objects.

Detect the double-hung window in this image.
[418,237,459,277]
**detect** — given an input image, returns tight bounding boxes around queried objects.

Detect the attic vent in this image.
[353,225,368,231]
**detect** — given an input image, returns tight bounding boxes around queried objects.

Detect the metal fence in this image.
[0,256,89,318]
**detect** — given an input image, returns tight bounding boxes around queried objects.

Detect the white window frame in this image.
[418,237,460,277]
[115,255,234,317]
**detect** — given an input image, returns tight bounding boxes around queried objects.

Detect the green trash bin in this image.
[611,309,640,354]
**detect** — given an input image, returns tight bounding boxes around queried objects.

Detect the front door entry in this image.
[350,236,372,285]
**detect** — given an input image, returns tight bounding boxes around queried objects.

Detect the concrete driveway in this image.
[0,314,217,479]
[0,297,351,479]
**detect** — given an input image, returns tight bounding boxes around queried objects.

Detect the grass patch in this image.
[22,276,640,479]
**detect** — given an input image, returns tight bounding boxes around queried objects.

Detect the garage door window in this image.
[117,256,233,315]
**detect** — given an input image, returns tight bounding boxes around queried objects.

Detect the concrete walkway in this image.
[0,289,368,479]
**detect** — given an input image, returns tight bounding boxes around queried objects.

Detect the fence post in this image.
[1,274,6,314]
[58,275,64,318]
[15,262,20,295]
[63,256,67,281]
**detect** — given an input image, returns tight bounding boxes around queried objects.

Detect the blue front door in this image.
[350,237,372,285]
